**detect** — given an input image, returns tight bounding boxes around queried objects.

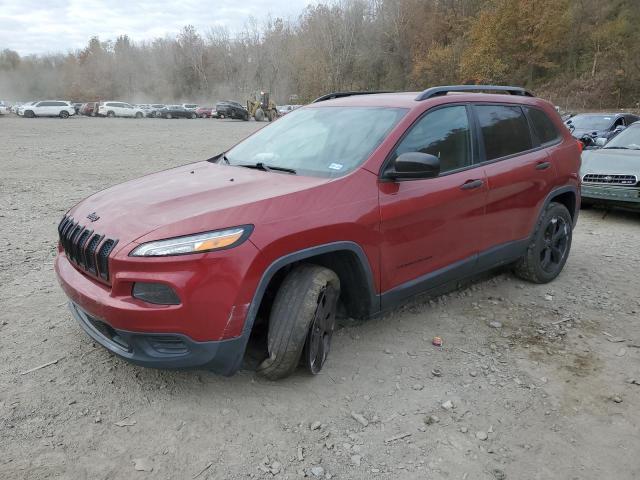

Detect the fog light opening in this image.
[132,282,180,305]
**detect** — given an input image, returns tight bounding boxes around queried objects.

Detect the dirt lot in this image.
[1,115,639,480]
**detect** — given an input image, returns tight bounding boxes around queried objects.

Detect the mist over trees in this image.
[1,0,639,109]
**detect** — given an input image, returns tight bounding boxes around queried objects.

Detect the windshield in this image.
[567,114,613,131]
[224,106,407,177]
[604,125,640,150]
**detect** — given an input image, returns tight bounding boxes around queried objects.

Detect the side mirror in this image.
[613,125,626,134]
[385,152,440,180]
[595,137,607,147]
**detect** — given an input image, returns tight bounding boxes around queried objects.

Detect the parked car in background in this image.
[17,101,38,116]
[565,113,639,143]
[214,101,249,120]
[146,104,166,118]
[580,121,640,210]
[158,105,197,119]
[22,100,75,118]
[196,106,215,118]
[182,103,198,111]
[55,85,580,379]
[0,101,8,115]
[97,101,145,118]
[79,102,98,116]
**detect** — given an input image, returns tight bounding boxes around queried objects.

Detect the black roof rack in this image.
[415,85,534,101]
[312,91,393,103]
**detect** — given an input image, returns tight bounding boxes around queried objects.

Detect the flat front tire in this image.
[257,265,340,380]
[514,202,573,284]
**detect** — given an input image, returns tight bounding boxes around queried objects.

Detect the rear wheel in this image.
[254,108,265,122]
[190,112,196,119]
[107,111,115,118]
[135,112,143,118]
[166,113,172,119]
[514,202,573,284]
[257,265,340,380]
[59,110,69,119]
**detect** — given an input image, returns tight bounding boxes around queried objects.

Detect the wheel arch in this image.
[546,186,579,224]
[225,242,379,375]
[250,242,379,327]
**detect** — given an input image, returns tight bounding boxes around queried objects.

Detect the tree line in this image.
[1,0,638,110]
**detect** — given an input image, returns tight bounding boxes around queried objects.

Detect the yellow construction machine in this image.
[246,91,278,121]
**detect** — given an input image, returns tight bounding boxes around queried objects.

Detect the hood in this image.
[570,128,605,139]
[67,161,329,252]
[580,148,640,177]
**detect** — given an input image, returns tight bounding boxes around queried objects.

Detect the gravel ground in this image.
[1,115,639,480]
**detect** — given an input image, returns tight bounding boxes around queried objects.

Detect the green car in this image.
[581,122,640,210]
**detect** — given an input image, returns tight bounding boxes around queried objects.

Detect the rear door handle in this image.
[535,161,551,170]
[460,179,484,190]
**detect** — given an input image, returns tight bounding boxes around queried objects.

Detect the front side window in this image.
[391,105,472,174]
[476,105,532,160]
[225,106,407,177]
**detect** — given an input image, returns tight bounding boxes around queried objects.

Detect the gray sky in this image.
[0,0,315,56]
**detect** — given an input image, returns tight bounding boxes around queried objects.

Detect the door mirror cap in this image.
[385,152,440,180]
[613,125,626,134]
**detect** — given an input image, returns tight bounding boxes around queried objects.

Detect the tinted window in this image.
[393,105,472,174]
[476,105,532,160]
[53,101,66,106]
[526,107,559,144]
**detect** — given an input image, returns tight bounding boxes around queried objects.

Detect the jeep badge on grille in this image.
[87,212,100,222]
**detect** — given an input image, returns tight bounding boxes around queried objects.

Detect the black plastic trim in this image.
[228,241,380,374]
[70,301,244,374]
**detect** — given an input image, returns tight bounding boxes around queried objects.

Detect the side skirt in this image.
[380,238,529,312]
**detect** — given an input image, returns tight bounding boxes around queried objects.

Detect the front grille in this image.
[582,173,638,186]
[58,216,118,282]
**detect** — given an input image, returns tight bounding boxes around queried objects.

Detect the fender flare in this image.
[535,185,580,232]
[226,241,378,374]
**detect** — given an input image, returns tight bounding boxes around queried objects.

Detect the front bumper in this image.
[70,301,247,373]
[582,184,640,207]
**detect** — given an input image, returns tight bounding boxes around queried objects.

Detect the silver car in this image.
[580,122,640,210]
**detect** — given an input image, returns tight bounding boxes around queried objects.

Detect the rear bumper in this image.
[70,301,248,374]
[582,184,640,207]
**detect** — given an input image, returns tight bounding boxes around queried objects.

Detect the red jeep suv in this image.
[55,85,581,379]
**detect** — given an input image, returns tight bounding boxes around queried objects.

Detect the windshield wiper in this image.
[603,146,630,150]
[238,162,297,174]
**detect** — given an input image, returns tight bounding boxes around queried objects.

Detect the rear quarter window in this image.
[476,105,532,161]
[525,107,560,145]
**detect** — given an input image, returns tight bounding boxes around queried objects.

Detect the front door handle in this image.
[460,179,484,190]
[535,161,551,170]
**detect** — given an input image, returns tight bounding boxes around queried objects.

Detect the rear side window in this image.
[526,107,560,144]
[393,105,472,174]
[476,105,532,161]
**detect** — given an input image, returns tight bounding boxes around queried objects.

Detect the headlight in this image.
[129,225,253,257]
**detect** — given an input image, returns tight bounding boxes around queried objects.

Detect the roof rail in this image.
[415,85,534,101]
[312,91,392,103]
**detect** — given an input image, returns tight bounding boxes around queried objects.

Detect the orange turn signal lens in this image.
[194,230,244,252]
